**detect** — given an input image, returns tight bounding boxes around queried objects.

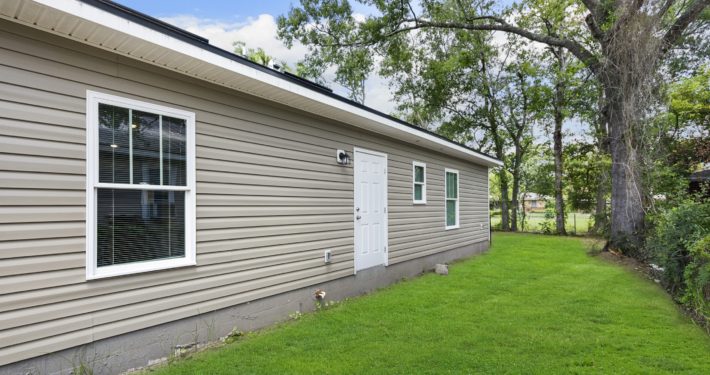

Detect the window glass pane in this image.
[97,188,185,267]
[98,104,130,184]
[163,116,187,186]
[132,110,161,185]
[414,184,423,201]
[414,165,424,183]
[446,200,457,226]
[446,172,458,199]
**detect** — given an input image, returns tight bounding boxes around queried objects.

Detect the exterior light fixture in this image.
[336,149,350,165]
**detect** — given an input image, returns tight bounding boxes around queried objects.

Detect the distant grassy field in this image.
[491,211,593,234]
[151,233,710,375]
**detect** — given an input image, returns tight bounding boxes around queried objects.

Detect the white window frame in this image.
[85,91,196,280]
[445,168,460,230]
[412,161,427,204]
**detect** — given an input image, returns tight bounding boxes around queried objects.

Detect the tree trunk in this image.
[510,161,521,232]
[593,169,609,234]
[550,47,567,235]
[592,101,610,235]
[606,86,645,251]
[498,169,510,231]
[553,82,567,235]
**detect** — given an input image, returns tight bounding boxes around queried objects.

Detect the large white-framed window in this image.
[85,91,196,280]
[445,168,459,229]
[412,161,426,204]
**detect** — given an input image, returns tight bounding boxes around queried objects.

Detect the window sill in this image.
[445,225,460,230]
[413,200,427,205]
[86,257,196,280]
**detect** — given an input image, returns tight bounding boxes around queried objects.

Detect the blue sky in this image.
[115,1,295,21]
[113,0,396,113]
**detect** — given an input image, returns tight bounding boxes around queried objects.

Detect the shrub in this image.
[682,235,710,319]
[647,200,710,316]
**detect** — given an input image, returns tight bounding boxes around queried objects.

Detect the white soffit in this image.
[3,0,502,167]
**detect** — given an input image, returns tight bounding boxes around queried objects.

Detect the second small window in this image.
[413,161,426,204]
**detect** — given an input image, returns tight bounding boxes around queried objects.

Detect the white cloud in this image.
[159,14,397,114]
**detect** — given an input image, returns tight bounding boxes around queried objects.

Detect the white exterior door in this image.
[354,148,388,272]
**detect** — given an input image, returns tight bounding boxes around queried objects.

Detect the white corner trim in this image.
[33,0,502,168]
[85,90,196,280]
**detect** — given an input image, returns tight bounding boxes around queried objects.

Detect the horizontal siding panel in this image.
[1,268,84,295]
[198,146,348,175]
[0,221,83,242]
[197,205,350,218]
[197,182,352,198]
[198,134,335,166]
[197,170,351,191]
[0,206,84,223]
[0,117,84,144]
[0,253,83,277]
[0,153,84,175]
[0,135,84,160]
[197,195,348,207]
[197,222,351,242]
[197,214,352,230]
[197,122,337,160]
[0,189,84,206]
[199,229,353,253]
[198,158,351,183]
[0,81,83,114]
[0,99,83,129]
[0,171,84,190]
[0,237,84,259]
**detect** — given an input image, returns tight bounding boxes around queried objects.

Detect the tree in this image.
[668,64,710,130]
[233,40,327,85]
[372,20,541,231]
[278,0,710,252]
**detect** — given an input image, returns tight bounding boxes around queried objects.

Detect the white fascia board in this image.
[33,0,502,167]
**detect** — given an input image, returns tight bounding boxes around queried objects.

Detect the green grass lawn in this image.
[491,212,593,234]
[151,233,710,374]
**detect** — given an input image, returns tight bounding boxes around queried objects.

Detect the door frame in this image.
[353,147,389,273]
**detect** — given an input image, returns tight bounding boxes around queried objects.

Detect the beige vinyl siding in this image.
[0,19,489,365]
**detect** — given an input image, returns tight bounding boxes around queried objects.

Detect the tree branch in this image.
[662,0,710,52]
[585,13,606,43]
[408,19,602,76]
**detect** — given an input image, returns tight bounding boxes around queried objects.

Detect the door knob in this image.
[356,215,362,220]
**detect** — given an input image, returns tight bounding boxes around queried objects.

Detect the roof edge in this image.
[32,0,503,167]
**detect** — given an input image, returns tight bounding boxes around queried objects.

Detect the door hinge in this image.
[384,207,387,213]
[384,246,387,253]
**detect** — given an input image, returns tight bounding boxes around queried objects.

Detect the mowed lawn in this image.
[151,233,710,374]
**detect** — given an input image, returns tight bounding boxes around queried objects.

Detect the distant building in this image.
[523,193,548,212]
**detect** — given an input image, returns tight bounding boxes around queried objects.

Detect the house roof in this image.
[0,0,502,167]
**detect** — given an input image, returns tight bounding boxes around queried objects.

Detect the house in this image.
[0,0,501,373]
[522,193,547,213]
